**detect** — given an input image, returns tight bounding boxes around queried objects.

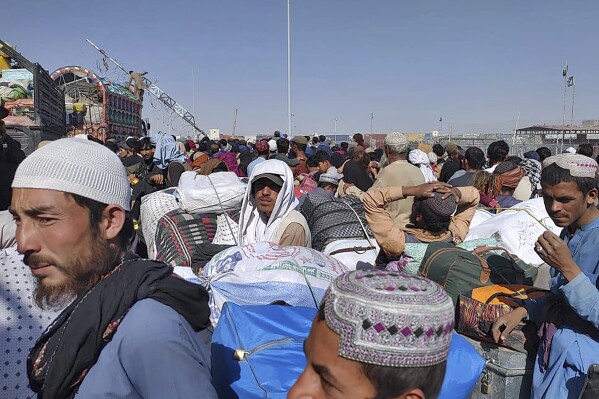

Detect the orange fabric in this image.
[469,284,547,305]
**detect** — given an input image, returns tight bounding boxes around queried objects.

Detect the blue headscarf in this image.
[152,131,186,170]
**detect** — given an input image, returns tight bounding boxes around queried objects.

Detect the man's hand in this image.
[343,182,355,194]
[534,231,581,282]
[402,182,454,200]
[149,174,165,186]
[491,307,528,343]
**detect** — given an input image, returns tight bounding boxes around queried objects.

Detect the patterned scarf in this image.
[27,256,211,399]
[519,158,542,197]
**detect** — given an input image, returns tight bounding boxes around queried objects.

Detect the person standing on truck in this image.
[128,71,147,100]
[0,105,26,211]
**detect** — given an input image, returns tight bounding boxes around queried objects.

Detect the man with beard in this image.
[363,181,479,268]
[492,154,599,399]
[9,138,217,399]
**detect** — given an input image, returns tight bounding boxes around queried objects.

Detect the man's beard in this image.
[26,237,119,310]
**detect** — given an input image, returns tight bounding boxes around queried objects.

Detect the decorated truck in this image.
[0,39,66,154]
[51,66,144,142]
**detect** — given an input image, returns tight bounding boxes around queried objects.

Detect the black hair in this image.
[432,144,445,158]
[139,137,154,149]
[340,142,349,150]
[213,162,228,173]
[487,140,509,164]
[68,193,134,252]
[577,144,594,158]
[316,304,446,399]
[197,141,207,152]
[541,162,598,197]
[410,200,451,234]
[319,135,327,143]
[276,138,289,154]
[464,146,485,170]
[505,155,522,165]
[353,133,364,142]
[311,150,331,164]
[536,147,552,162]
[105,141,119,154]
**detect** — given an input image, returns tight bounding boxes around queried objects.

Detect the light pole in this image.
[334,117,338,135]
[287,0,292,137]
[370,113,373,135]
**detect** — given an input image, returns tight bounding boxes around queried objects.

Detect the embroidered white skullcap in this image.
[12,138,131,210]
[384,133,409,153]
[543,153,598,178]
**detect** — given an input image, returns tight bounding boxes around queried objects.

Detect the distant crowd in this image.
[2,104,599,399]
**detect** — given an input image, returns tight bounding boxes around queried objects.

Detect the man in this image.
[298,172,341,207]
[239,159,310,247]
[272,137,300,169]
[128,71,147,100]
[317,134,333,156]
[536,146,552,162]
[0,104,26,211]
[247,140,270,177]
[492,161,526,208]
[363,182,479,267]
[484,140,509,173]
[577,143,594,158]
[119,137,144,176]
[9,138,217,398]
[370,133,425,229]
[288,270,454,399]
[492,154,599,399]
[290,136,309,175]
[439,142,462,183]
[311,150,338,175]
[448,146,485,187]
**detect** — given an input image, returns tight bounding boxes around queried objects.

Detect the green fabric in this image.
[403,238,501,275]
[418,242,538,304]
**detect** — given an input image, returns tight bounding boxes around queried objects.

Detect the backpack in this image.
[419,243,538,304]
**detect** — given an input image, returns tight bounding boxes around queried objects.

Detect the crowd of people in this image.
[2,101,599,399]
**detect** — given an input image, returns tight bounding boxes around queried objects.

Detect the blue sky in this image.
[3,1,597,136]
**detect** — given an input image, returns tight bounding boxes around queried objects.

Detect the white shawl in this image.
[238,159,299,245]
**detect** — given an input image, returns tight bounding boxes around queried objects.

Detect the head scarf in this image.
[191,152,209,170]
[152,131,186,170]
[238,159,298,245]
[494,162,525,188]
[409,149,437,183]
[196,158,227,176]
[519,158,542,191]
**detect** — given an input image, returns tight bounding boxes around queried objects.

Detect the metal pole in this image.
[561,76,567,153]
[570,82,576,129]
[334,117,337,135]
[370,113,373,135]
[287,0,292,137]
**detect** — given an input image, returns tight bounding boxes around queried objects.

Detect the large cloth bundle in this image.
[300,194,372,252]
[139,188,180,259]
[154,209,239,268]
[201,242,349,326]
[212,302,484,399]
[465,198,561,266]
[211,303,314,398]
[176,171,246,214]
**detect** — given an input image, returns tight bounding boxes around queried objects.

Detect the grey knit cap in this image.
[422,192,457,218]
[12,138,131,210]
